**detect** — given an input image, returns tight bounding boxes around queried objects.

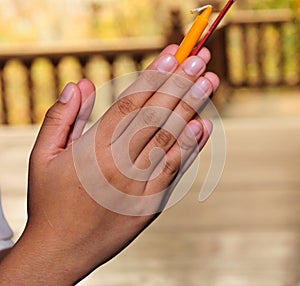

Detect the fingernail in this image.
[156,54,178,74]
[59,83,75,103]
[185,121,202,138]
[191,77,212,99]
[182,56,205,76]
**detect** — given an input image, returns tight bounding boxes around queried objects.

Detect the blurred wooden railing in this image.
[225,9,300,87]
[0,38,165,124]
[0,8,299,124]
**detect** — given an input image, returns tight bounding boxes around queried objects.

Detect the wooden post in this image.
[166,7,184,45]
[0,63,8,124]
[24,61,35,124]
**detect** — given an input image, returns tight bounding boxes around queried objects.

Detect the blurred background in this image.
[0,0,300,285]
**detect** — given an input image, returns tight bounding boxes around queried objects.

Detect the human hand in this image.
[0,45,219,285]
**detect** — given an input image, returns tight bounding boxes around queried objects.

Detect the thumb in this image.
[67,79,96,145]
[32,83,82,159]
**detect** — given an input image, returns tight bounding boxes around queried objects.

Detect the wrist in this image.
[0,224,84,285]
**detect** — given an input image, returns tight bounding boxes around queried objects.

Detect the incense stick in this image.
[191,0,236,56]
[175,6,212,64]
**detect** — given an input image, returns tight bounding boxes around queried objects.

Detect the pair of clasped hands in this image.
[0,45,219,285]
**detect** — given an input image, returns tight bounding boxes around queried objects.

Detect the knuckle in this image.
[154,129,173,147]
[179,136,196,150]
[140,70,166,90]
[44,106,63,125]
[170,74,192,90]
[180,99,195,114]
[116,97,136,116]
[178,123,201,150]
[163,159,179,176]
[141,108,162,126]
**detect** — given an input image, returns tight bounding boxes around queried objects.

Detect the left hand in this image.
[0,45,219,285]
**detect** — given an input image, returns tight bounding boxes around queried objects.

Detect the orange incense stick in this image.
[175,5,212,64]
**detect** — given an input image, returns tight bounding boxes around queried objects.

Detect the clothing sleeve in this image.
[0,191,14,251]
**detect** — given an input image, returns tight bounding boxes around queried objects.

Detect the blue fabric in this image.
[0,192,13,251]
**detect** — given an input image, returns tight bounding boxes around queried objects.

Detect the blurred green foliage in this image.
[250,0,298,10]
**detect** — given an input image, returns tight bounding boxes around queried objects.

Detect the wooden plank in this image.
[229,9,295,25]
[0,37,165,61]
[79,230,300,286]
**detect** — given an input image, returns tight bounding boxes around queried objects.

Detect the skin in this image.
[0,45,219,285]
[0,249,10,262]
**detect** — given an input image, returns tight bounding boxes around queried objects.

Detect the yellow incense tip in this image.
[191,5,213,17]
[201,6,213,19]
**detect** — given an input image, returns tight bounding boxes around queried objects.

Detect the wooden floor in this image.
[1,90,300,286]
